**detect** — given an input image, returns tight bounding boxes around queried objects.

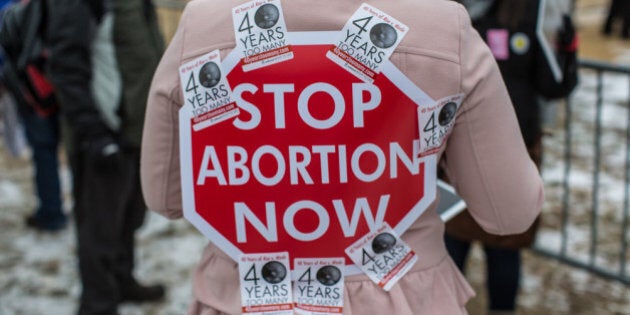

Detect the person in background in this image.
[43,0,165,314]
[602,0,629,39]
[18,80,66,232]
[141,0,544,314]
[0,0,67,232]
[446,1,579,314]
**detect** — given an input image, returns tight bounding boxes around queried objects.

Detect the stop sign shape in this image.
[179,32,437,274]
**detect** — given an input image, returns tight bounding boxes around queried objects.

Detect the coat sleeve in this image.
[442,6,543,235]
[140,6,187,219]
[45,0,110,139]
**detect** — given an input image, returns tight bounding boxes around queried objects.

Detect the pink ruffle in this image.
[342,256,474,314]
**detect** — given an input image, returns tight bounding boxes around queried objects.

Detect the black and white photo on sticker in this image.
[261,260,287,284]
[316,265,342,286]
[370,23,397,49]
[198,62,221,88]
[254,4,280,29]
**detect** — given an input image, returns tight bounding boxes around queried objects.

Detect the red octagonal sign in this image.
[179,32,437,274]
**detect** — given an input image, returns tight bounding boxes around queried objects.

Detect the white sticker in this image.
[179,51,240,131]
[344,223,417,291]
[326,3,408,83]
[239,252,294,315]
[293,258,345,315]
[232,0,293,72]
[417,93,464,157]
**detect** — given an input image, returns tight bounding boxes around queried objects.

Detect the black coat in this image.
[471,0,578,147]
[44,0,111,140]
[0,0,58,115]
[45,0,163,148]
[445,0,578,247]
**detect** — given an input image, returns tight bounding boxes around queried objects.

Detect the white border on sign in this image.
[536,0,563,83]
[180,107,245,258]
[180,31,437,275]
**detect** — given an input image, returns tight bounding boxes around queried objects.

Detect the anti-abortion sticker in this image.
[293,258,345,315]
[232,0,293,72]
[179,50,239,131]
[239,252,294,315]
[417,93,464,157]
[345,223,417,291]
[326,3,408,83]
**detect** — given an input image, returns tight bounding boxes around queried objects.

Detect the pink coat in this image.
[141,0,543,314]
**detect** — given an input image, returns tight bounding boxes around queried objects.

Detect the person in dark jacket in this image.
[446,1,578,314]
[0,0,68,231]
[44,0,165,314]
[602,0,630,39]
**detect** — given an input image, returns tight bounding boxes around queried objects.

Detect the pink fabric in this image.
[141,0,543,314]
[184,210,475,314]
[187,242,473,315]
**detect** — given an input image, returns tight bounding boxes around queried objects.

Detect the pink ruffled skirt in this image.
[186,243,474,315]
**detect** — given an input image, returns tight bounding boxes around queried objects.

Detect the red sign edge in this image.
[178,31,438,275]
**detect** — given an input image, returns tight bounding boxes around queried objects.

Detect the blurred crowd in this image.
[0,1,164,315]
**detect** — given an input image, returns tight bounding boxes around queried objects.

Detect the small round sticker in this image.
[370,23,397,48]
[261,260,287,284]
[510,32,530,55]
[439,102,457,126]
[372,232,397,254]
[198,62,221,88]
[254,4,279,29]
[316,265,342,286]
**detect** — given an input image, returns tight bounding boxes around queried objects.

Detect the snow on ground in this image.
[0,146,208,315]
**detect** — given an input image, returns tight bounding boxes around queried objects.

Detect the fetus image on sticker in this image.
[254,4,280,29]
[198,62,221,88]
[438,102,457,126]
[316,265,342,286]
[370,23,397,48]
[261,261,287,284]
[372,232,397,254]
